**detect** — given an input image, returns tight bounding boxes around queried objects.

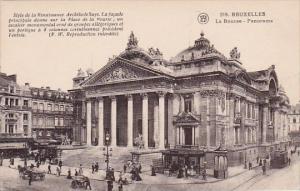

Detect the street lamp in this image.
[103,132,112,179]
[23,142,28,167]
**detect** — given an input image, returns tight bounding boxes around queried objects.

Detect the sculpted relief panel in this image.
[101,67,138,83]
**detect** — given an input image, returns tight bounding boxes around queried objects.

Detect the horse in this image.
[17,165,27,177]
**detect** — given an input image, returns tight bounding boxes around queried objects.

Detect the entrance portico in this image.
[85,91,169,149]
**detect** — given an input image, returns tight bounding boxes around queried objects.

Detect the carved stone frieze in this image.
[200,90,225,98]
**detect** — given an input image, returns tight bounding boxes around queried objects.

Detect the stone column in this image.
[206,97,210,147]
[158,92,165,149]
[142,93,149,149]
[127,94,133,148]
[110,96,117,147]
[86,100,92,146]
[98,97,104,146]
[153,100,159,148]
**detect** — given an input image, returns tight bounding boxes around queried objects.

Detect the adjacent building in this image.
[287,101,300,146]
[288,102,300,132]
[70,32,291,167]
[0,72,74,152]
[30,86,73,143]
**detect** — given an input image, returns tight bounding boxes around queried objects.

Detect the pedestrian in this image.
[95,162,99,172]
[123,163,127,173]
[111,168,115,181]
[58,160,62,170]
[85,176,92,190]
[118,183,123,191]
[67,168,72,179]
[92,163,95,174]
[107,180,113,191]
[151,165,156,176]
[202,169,207,180]
[177,167,183,178]
[184,165,188,178]
[36,161,40,168]
[79,164,83,175]
[248,161,252,170]
[0,152,3,166]
[288,157,291,165]
[262,165,266,175]
[138,163,142,173]
[48,164,51,174]
[256,156,259,164]
[75,169,78,176]
[28,171,32,186]
[259,159,262,166]
[56,166,61,176]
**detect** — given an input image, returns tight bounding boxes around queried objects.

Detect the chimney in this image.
[25,82,30,87]
[46,86,50,90]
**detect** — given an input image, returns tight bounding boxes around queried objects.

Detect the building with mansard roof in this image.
[0,71,74,155]
[69,31,291,167]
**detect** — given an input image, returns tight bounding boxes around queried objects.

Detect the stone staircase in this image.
[61,146,133,171]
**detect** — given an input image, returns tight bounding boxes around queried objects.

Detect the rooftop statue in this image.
[126,31,138,50]
[230,47,241,59]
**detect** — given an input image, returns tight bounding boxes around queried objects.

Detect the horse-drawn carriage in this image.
[70,176,88,189]
[18,165,46,181]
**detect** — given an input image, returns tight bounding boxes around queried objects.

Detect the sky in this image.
[0,0,299,104]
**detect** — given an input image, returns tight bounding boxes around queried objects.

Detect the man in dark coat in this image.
[58,160,63,170]
[28,171,32,185]
[47,164,51,174]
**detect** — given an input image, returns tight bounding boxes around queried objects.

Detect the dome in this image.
[170,32,225,63]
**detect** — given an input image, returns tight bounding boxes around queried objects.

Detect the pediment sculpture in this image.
[101,67,138,83]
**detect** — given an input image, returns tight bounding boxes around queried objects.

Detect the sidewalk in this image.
[2,157,251,185]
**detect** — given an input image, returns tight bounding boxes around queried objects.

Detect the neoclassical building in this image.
[70,32,290,165]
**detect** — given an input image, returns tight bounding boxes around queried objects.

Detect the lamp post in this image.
[103,132,112,179]
[23,142,28,167]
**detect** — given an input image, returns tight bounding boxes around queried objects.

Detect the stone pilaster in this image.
[194,92,201,114]
[110,96,117,146]
[98,97,104,146]
[86,100,92,146]
[262,106,268,144]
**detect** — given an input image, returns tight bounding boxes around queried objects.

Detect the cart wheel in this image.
[71,181,77,189]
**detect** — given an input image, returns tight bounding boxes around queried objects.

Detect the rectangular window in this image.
[39,103,44,110]
[23,100,28,106]
[54,117,58,126]
[184,98,192,112]
[33,102,38,110]
[252,105,255,119]
[23,114,28,121]
[60,118,64,126]
[55,104,59,111]
[47,104,52,111]
[5,98,9,105]
[60,105,64,111]
[15,99,19,106]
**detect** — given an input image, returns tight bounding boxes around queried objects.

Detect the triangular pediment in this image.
[174,112,201,125]
[82,58,171,87]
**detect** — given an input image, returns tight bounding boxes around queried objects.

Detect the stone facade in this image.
[0,72,73,146]
[70,32,291,166]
